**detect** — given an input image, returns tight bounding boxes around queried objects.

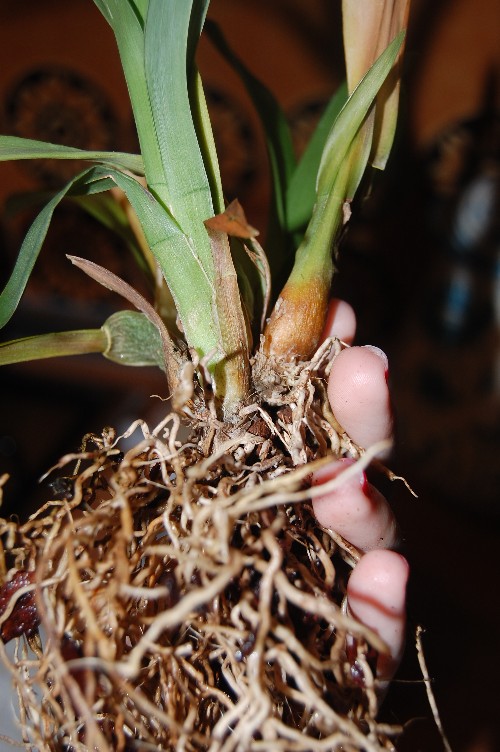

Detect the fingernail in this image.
[312,457,356,485]
[362,345,389,379]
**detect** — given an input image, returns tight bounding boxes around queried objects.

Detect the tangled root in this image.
[0,340,401,751]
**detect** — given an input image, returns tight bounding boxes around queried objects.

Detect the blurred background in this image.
[0,0,499,749]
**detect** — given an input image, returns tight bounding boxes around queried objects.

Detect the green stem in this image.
[262,154,352,359]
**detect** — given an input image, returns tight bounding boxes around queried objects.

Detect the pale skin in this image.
[313,299,408,683]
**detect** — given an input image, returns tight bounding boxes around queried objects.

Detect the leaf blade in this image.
[316,32,405,200]
[286,82,348,232]
[205,20,296,232]
[0,329,107,366]
[93,0,169,206]
[0,135,144,174]
[0,170,114,329]
[0,164,221,367]
[144,0,214,244]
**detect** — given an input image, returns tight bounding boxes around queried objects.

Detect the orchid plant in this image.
[0,0,409,418]
[0,2,413,749]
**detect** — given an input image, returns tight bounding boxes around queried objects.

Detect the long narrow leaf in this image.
[0,310,164,369]
[285,34,406,293]
[190,71,225,216]
[0,329,106,365]
[4,187,152,282]
[94,2,247,404]
[205,20,296,231]
[0,164,222,366]
[103,175,219,364]
[0,171,115,329]
[185,1,215,205]
[0,135,144,174]
[342,0,411,170]
[72,193,152,279]
[317,32,404,200]
[68,257,177,384]
[93,0,168,207]
[92,0,113,25]
[144,0,214,249]
[128,0,148,26]
[187,0,210,67]
[286,82,348,232]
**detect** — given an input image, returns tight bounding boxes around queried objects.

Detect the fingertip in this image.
[349,549,409,612]
[321,299,357,344]
[347,549,409,679]
[311,459,397,551]
[361,345,388,373]
[327,346,392,451]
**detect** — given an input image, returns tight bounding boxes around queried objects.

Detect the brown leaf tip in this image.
[204,199,259,239]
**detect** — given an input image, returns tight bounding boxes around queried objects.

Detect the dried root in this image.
[0,341,401,751]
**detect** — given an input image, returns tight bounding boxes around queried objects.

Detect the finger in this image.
[347,549,409,682]
[327,345,392,451]
[311,459,398,551]
[321,298,356,344]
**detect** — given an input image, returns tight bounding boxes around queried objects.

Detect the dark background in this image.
[1,1,499,749]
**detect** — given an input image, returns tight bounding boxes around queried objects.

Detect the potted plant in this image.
[0,1,411,749]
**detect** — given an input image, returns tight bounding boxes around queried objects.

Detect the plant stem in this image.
[208,230,250,417]
[263,150,353,359]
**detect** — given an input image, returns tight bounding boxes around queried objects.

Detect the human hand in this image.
[312,299,409,685]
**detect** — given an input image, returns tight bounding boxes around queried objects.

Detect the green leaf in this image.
[93,0,168,206]
[316,32,404,201]
[72,193,152,280]
[103,310,164,368]
[75,193,178,329]
[144,0,214,249]
[95,0,148,27]
[0,329,107,366]
[93,2,250,405]
[129,0,148,25]
[187,1,210,66]
[0,170,115,330]
[0,310,163,369]
[205,20,296,232]
[286,82,348,233]
[0,164,221,366]
[0,135,144,174]
[92,0,113,25]
[289,33,405,285]
[100,173,219,363]
[190,70,225,216]
[4,186,153,284]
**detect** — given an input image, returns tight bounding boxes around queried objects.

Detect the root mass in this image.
[0,341,400,751]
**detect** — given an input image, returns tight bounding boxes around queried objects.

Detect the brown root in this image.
[0,341,401,751]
